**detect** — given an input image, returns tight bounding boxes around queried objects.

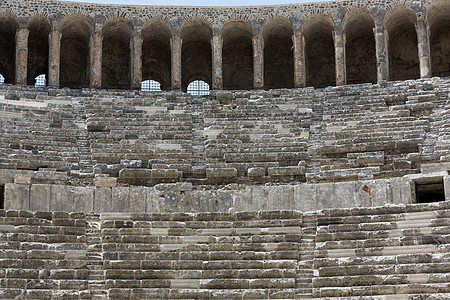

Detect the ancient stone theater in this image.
[0,0,449,298]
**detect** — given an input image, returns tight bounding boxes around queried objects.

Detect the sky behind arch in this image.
[64,0,326,6]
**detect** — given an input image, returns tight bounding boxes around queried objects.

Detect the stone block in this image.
[390,177,412,204]
[4,183,30,210]
[268,166,303,177]
[30,184,51,211]
[268,185,295,210]
[247,167,265,177]
[150,169,180,179]
[94,187,112,213]
[94,177,117,187]
[206,168,237,178]
[73,186,94,212]
[294,183,317,211]
[112,187,129,212]
[14,174,32,184]
[50,185,74,212]
[128,186,147,213]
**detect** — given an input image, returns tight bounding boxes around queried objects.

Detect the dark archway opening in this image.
[222,20,253,90]
[429,3,450,77]
[303,15,335,88]
[0,14,18,84]
[344,11,377,84]
[60,14,92,88]
[102,18,133,89]
[385,7,420,81]
[181,19,212,92]
[27,16,50,86]
[142,19,171,91]
[263,18,294,89]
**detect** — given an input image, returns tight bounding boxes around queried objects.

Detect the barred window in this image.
[141,80,161,91]
[187,80,210,96]
[35,74,46,87]
[0,74,4,84]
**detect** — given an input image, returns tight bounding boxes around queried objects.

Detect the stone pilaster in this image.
[212,33,223,90]
[171,33,182,90]
[90,24,102,89]
[48,23,61,88]
[15,25,29,85]
[333,29,346,86]
[416,16,431,78]
[252,32,264,89]
[131,27,143,90]
[292,30,306,88]
[374,24,389,83]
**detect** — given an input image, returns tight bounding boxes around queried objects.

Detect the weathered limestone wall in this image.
[3,174,442,213]
[0,201,448,299]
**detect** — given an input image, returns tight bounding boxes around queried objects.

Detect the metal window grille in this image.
[187,80,210,96]
[141,80,161,91]
[0,74,4,84]
[35,74,46,87]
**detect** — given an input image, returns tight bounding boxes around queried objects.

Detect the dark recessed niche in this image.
[415,180,445,203]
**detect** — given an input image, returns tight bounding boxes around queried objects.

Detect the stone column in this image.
[374,24,389,83]
[416,16,431,78]
[15,25,30,85]
[48,23,61,88]
[131,27,143,90]
[292,30,306,88]
[90,24,102,89]
[252,32,264,89]
[171,33,182,90]
[333,29,346,86]
[212,33,223,90]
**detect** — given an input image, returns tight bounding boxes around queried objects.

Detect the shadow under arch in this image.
[343,8,377,84]
[181,17,212,92]
[0,13,18,84]
[27,15,51,86]
[428,1,450,77]
[60,13,93,89]
[102,17,133,90]
[221,19,253,90]
[262,17,294,89]
[303,14,335,88]
[384,5,420,81]
[142,18,172,91]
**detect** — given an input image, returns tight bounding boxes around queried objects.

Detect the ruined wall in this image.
[0,0,449,89]
[1,77,450,212]
[0,200,448,299]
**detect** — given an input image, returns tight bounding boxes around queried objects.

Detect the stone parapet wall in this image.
[0,201,448,299]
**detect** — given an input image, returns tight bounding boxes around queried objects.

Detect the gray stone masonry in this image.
[0,200,448,299]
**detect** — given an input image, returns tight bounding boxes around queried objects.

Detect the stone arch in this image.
[0,13,18,84]
[142,18,172,91]
[221,19,253,90]
[60,13,93,88]
[181,18,212,92]
[262,17,294,89]
[428,0,450,77]
[384,5,420,81]
[102,17,133,89]
[303,14,335,88]
[27,15,51,86]
[343,9,377,84]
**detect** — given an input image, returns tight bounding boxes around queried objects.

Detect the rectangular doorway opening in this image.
[415,180,445,203]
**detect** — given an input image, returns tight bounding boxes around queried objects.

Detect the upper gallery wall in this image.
[0,0,449,90]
